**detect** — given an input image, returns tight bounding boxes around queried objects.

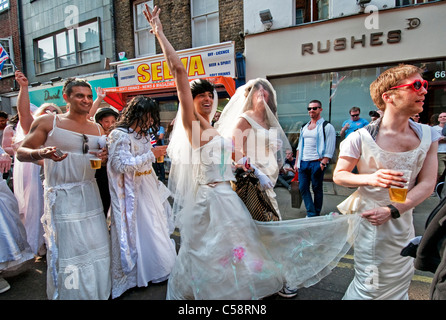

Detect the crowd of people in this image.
[0,5,444,301]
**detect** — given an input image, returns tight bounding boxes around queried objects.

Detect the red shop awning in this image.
[103,76,236,111]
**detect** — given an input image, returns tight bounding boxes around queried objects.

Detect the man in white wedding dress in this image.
[334,64,440,300]
[16,78,111,300]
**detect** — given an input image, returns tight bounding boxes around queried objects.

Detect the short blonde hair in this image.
[370,64,424,110]
[34,103,63,116]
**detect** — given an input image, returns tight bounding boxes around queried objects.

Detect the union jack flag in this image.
[150,133,157,146]
[0,43,11,79]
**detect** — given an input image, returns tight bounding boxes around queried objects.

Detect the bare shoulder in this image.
[30,114,55,132]
[234,116,251,131]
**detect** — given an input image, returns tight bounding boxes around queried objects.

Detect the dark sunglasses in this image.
[82,134,89,154]
[389,79,428,92]
[350,113,360,117]
[307,107,321,111]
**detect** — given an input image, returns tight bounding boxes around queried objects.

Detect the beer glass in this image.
[388,169,411,203]
[90,156,102,169]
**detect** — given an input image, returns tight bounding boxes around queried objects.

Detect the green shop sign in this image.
[28,76,116,108]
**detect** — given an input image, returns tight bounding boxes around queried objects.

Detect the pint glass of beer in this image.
[388,169,411,203]
[90,157,102,169]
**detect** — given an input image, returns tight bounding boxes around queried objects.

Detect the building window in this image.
[191,0,219,47]
[295,0,329,24]
[317,0,329,20]
[35,19,101,74]
[0,38,14,78]
[296,8,305,25]
[134,1,155,57]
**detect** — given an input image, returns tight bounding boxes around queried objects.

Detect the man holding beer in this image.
[16,78,111,299]
[333,64,440,300]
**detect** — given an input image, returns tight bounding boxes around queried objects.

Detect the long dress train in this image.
[166,136,361,300]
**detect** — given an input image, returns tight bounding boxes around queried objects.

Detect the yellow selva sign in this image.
[115,41,235,87]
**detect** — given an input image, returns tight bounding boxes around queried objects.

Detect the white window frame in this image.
[191,0,220,48]
[294,0,329,24]
[0,37,14,78]
[133,0,155,58]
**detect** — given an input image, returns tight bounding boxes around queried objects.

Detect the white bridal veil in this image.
[166,79,219,223]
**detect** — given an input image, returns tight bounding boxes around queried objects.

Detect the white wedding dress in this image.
[0,179,34,272]
[42,116,111,300]
[166,135,361,300]
[107,128,177,299]
[338,124,432,299]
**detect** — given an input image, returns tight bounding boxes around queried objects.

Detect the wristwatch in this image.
[387,204,400,219]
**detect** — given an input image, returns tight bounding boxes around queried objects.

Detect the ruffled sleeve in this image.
[107,129,155,174]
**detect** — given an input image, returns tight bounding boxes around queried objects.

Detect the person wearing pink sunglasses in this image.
[333,64,441,300]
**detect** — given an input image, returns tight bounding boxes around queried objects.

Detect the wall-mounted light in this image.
[30,81,41,87]
[259,9,273,31]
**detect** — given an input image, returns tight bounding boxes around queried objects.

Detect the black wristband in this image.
[387,204,400,219]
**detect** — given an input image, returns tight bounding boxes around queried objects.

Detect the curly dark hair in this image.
[62,78,92,96]
[113,95,160,141]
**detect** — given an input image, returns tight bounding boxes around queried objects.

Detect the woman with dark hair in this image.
[107,95,176,298]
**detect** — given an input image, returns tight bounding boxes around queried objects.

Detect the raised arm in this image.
[15,70,34,134]
[143,5,211,143]
[88,87,106,120]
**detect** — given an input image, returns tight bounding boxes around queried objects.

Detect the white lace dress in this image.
[107,128,176,299]
[337,124,433,299]
[166,135,361,300]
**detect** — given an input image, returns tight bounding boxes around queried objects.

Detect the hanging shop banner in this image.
[28,73,117,108]
[113,41,236,88]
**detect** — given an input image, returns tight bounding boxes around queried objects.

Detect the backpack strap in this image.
[305,120,329,141]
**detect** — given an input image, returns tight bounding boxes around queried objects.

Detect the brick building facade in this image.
[0,1,22,113]
[113,0,244,60]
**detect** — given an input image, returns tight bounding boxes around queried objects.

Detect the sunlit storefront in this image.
[244,2,446,177]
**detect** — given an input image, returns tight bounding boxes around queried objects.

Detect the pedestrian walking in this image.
[295,100,336,217]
